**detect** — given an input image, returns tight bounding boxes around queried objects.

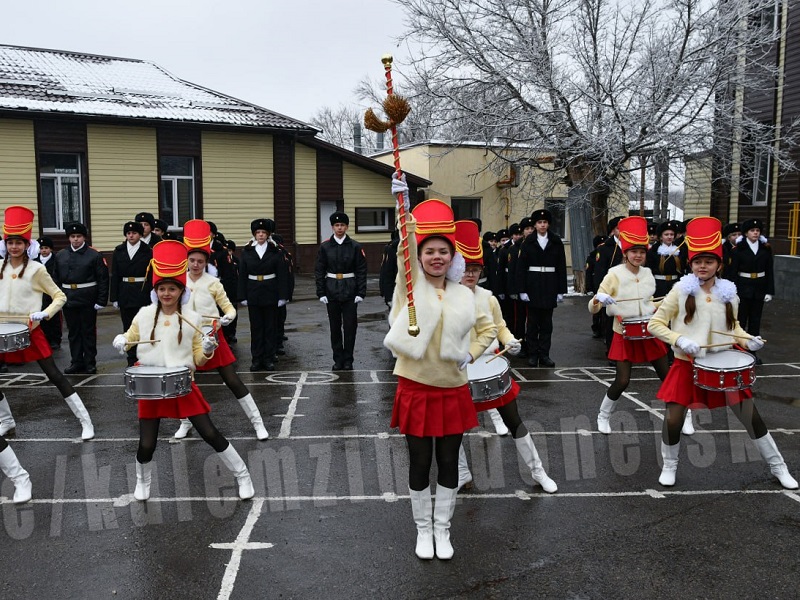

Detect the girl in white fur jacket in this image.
[648,217,797,489]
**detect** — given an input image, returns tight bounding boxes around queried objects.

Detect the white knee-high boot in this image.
[173,419,193,439]
[597,395,615,434]
[408,487,434,559]
[754,433,799,489]
[0,445,32,504]
[218,444,255,499]
[659,442,680,486]
[682,409,695,435]
[514,434,557,493]
[488,409,509,436]
[433,485,458,560]
[63,393,94,440]
[236,394,269,440]
[457,444,473,491]
[0,395,16,436]
[134,461,152,501]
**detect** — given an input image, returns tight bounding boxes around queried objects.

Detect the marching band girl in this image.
[384,189,495,560]
[648,217,797,489]
[589,216,671,434]
[0,205,95,443]
[454,220,557,494]
[113,240,255,501]
[171,220,269,440]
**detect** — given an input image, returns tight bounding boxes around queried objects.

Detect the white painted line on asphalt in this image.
[784,491,800,504]
[278,371,308,439]
[74,374,99,387]
[579,368,664,420]
[210,498,270,600]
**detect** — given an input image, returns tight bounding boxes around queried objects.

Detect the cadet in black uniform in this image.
[272,232,294,355]
[585,234,606,338]
[515,209,568,367]
[379,230,400,307]
[34,236,62,350]
[314,212,368,371]
[646,220,685,299]
[238,218,290,371]
[152,218,168,238]
[721,222,741,277]
[213,232,240,344]
[496,224,520,339]
[53,223,109,374]
[593,216,624,355]
[110,221,153,366]
[134,212,163,248]
[726,218,774,364]
[469,218,499,294]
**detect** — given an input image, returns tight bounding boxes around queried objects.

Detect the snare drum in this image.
[693,350,756,392]
[124,366,193,399]
[466,355,512,403]
[621,316,653,340]
[0,323,31,353]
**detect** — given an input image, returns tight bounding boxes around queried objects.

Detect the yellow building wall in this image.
[87,124,158,250]
[0,119,38,213]
[342,162,396,244]
[295,144,318,245]
[202,131,273,242]
[683,157,713,219]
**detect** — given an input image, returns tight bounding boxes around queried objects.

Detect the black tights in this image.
[662,399,768,445]
[0,436,7,453]
[406,434,463,491]
[137,414,229,463]
[494,400,527,439]
[37,356,75,398]
[218,364,249,399]
[607,355,670,401]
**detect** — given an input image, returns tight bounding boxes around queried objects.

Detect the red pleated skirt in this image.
[2,326,51,363]
[196,328,236,371]
[608,332,667,363]
[657,358,752,409]
[137,382,211,419]
[391,377,479,437]
[474,378,520,412]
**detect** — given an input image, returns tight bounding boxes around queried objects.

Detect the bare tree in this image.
[309,104,381,154]
[393,0,796,232]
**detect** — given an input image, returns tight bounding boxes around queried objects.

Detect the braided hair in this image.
[152,281,185,344]
[684,294,735,330]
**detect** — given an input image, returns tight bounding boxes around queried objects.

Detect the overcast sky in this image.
[2,0,411,124]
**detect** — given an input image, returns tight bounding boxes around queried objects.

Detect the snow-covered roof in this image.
[0,45,317,133]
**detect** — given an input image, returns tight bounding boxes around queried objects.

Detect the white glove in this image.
[391,172,410,212]
[94,304,104,311]
[202,335,218,355]
[30,311,49,322]
[354,296,364,304]
[387,300,393,307]
[498,294,505,300]
[113,301,119,309]
[747,336,765,351]
[519,293,530,302]
[240,300,248,307]
[764,294,773,303]
[278,299,288,307]
[112,334,128,354]
[557,294,564,303]
[504,339,522,356]
[458,354,473,371]
[595,293,616,306]
[219,315,233,326]
[676,336,700,355]
[320,296,329,305]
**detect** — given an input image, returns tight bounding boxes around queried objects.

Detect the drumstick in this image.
[126,340,162,345]
[614,297,643,303]
[486,346,511,363]
[175,312,205,336]
[700,342,737,349]
[710,330,765,343]
[0,314,32,321]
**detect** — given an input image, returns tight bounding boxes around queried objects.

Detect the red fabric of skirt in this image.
[474,378,520,412]
[196,328,236,371]
[656,358,752,409]
[391,377,479,437]
[138,382,211,419]
[2,325,51,363]
[608,332,667,363]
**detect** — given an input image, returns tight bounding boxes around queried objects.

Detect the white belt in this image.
[654,275,677,281]
[528,266,555,273]
[62,282,97,290]
[248,274,276,281]
[738,272,765,279]
[121,277,146,283]
[327,272,355,279]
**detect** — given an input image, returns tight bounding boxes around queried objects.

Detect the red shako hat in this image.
[685,216,723,261]
[183,219,213,256]
[455,220,483,266]
[618,216,650,252]
[151,240,188,287]
[412,199,456,249]
[3,205,34,242]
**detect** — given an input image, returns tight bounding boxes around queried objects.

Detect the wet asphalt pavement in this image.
[0,276,798,599]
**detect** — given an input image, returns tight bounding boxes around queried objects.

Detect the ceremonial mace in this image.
[364,54,419,336]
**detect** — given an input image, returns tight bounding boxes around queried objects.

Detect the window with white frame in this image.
[160,156,196,227]
[450,197,481,222]
[751,150,771,206]
[39,153,83,231]
[355,207,393,233]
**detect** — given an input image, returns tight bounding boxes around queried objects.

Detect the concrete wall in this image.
[774,255,800,299]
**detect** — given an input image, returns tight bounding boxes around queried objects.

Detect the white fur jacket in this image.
[186,272,236,325]
[123,304,208,369]
[589,264,656,334]
[0,260,65,327]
